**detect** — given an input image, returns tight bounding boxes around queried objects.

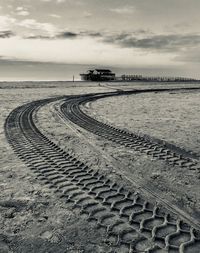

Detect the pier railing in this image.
[119,74,198,82]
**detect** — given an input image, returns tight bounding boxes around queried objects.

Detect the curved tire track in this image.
[61,89,200,171]
[4,90,200,252]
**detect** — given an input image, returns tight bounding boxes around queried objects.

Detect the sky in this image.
[0,0,200,80]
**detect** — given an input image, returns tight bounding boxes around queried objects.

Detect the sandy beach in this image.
[1,81,200,252]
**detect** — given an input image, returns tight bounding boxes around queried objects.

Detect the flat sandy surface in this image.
[82,86,200,222]
[0,82,115,253]
[1,81,200,252]
[87,89,200,155]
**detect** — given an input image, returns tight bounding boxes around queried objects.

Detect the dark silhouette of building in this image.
[80,69,198,82]
[80,69,115,81]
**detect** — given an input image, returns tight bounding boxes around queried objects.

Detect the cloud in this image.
[1,17,200,63]
[16,7,24,11]
[103,33,200,52]
[0,15,58,38]
[20,29,200,54]
[0,30,14,38]
[83,11,92,18]
[1,19,199,56]
[49,14,61,18]
[24,31,79,40]
[83,32,102,37]
[17,10,30,16]
[16,6,30,16]
[110,6,135,14]
[57,31,78,38]
[0,15,16,30]
[25,35,54,39]
[18,19,57,36]
[174,48,200,63]
[0,36,175,68]
[23,30,103,40]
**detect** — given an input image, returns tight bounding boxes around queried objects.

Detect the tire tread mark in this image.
[4,96,200,253]
[60,95,200,173]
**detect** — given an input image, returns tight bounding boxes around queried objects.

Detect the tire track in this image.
[61,88,200,172]
[4,91,200,252]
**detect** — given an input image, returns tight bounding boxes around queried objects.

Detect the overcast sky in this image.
[0,0,200,80]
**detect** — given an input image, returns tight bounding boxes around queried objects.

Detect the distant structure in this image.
[120,74,197,82]
[80,69,198,82]
[80,69,116,81]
